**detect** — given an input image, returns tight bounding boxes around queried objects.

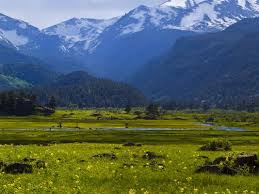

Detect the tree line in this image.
[0,91,56,116]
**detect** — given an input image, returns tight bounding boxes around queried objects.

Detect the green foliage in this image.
[200,139,232,151]
[132,17,259,109]
[0,74,30,91]
[0,91,54,116]
[30,71,148,108]
[145,104,160,119]
[47,96,56,109]
[124,105,132,114]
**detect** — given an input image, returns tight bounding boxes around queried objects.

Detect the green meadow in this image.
[0,109,259,193]
[1,109,259,130]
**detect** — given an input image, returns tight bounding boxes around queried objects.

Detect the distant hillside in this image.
[0,74,30,91]
[0,63,58,85]
[30,71,148,108]
[131,17,259,105]
[0,44,42,65]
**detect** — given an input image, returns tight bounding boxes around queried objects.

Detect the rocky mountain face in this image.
[0,0,259,79]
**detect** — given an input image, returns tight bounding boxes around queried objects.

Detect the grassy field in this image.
[0,130,258,193]
[1,109,259,130]
[0,109,259,193]
[0,109,209,130]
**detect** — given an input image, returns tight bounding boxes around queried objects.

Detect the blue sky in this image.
[0,0,165,29]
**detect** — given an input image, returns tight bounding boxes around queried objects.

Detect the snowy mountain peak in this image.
[161,0,204,9]
[43,17,119,51]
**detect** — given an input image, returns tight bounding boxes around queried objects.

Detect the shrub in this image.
[200,139,232,151]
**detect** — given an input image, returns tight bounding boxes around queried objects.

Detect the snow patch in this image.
[180,2,219,29]
[120,9,146,35]
[161,0,205,8]
[0,29,28,46]
[44,17,118,51]
[19,23,27,29]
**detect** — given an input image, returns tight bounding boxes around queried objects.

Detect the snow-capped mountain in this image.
[0,13,40,49]
[74,0,259,80]
[160,0,259,32]
[0,13,85,73]
[114,0,259,35]
[43,17,118,53]
[1,0,259,79]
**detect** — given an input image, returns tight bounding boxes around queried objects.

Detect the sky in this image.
[0,0,165,29]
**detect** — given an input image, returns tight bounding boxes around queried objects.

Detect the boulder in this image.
[93,153,117,160]
[196,165,221,174]
[123,142,136,147]
[123,142,142,147]
[4,163,33,174]
[222,166,238,175]
[235,154,258,167]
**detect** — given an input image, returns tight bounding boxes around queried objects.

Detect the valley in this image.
[0,0,259,193]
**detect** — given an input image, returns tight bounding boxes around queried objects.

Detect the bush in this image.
[200,139,232,151]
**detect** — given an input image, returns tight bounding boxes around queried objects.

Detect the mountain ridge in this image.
[1,0,259,79]
[130,17,259,105]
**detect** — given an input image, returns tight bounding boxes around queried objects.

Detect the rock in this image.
[235,154,258,167]
[36,160,46,169]
[123,142,142,147]
[23,157,36,162]
[4,163,33,174]
[93,153,117,160]
[123,142,135,147]
[142,152,163,160]
[196,165,221,174]
[222,166,238,175]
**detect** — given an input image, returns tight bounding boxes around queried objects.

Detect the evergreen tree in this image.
[145,104,160,119]
[125,105,131,114]
[48,96,56,109]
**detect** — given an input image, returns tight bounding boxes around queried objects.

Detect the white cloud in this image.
[0,0,165,29]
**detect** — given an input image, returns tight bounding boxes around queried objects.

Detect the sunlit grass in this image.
[0,142,258,193]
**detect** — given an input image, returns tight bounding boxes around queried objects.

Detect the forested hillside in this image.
[131,18,259,107]
[29,71,148,108]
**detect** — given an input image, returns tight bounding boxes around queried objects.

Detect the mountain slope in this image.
[2,0,259,78]
[30,71,148,108]
[0,13,85,73]
[131,17,259,104]
[43,17,119,53]
[59,0,259,80]
[0,63,58,86]
[0,74,30,91]
[0,43,42,65]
